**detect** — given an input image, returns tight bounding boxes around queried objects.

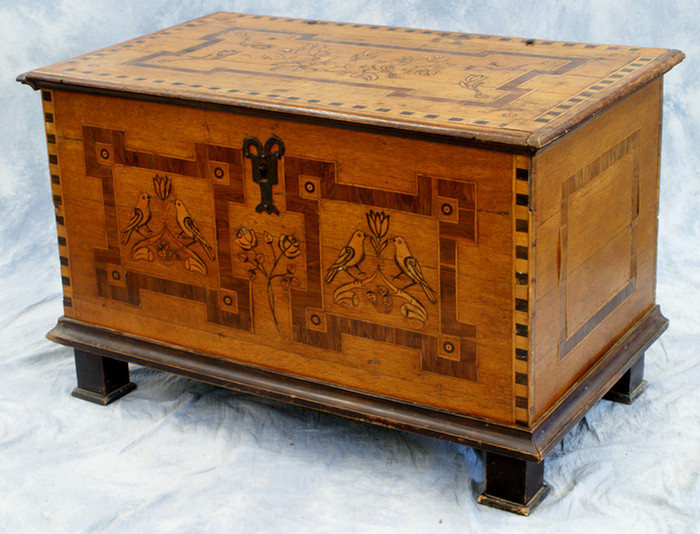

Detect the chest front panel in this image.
[50,90,520,423]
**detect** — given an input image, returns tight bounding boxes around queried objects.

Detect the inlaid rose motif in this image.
[235,228,257,250]
[279,234,301,259]
[234,227,302,332]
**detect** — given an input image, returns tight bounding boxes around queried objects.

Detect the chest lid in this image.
[18,12,683,150]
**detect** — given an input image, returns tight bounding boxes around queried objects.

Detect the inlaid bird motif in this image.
[391,236,437,304]
[121,192,151,245]
[172,199,215,261]
[324,230,367,284]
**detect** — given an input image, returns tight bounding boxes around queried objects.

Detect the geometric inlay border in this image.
[514,162,530,426]
[558,131,640,359]
[83,125,252,332]
[285,157,479,381]
[43,89,73,310]
[81,126,481,382]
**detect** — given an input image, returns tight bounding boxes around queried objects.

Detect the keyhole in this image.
[258,164,268,181]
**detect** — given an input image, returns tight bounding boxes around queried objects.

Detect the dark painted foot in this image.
[72,349,136,405]
[477,452,549,515]
[604,353,646,404]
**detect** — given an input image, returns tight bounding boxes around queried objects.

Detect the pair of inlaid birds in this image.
[120,193,215,261]
[123,193,435,304]
[324,229,437,304]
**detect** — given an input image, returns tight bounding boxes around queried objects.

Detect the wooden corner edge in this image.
[16,72,40,90]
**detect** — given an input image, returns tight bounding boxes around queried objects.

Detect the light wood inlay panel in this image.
[22,12,683,148]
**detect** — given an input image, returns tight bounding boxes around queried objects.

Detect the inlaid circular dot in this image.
[214,167,225,179]
[111,270,121,281]
[443,341,455,354]
[223,295,233,306]
[100,148,110,159]
[441,203,453,216]
[310,314,321,325]
[304,181,315,193]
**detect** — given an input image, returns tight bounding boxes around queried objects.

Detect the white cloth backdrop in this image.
[1,1,698,532]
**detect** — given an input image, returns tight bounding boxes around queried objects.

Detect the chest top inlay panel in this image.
[22,12,682,148]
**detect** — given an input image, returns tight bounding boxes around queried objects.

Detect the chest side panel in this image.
[530,79,663,420]
[51,90,518,422]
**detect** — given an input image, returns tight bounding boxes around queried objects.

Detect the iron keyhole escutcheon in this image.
[243,135,285,215]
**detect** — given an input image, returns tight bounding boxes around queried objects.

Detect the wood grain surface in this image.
[530,80,664,420]
[20,12,683,149]
[39,77,673,426]
[48,88,519,423]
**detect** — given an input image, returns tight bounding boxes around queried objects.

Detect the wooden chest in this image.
[19,13,683,514]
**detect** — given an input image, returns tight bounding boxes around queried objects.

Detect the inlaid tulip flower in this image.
[366,210,389,239]
[366,209,390,254]
[152,174,171,201]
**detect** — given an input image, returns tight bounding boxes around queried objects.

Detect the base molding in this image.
[48,306,667,462]
[48,307,667,514]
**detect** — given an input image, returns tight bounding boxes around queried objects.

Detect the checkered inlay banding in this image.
[514,158,530,425]
[42,91,72,310]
